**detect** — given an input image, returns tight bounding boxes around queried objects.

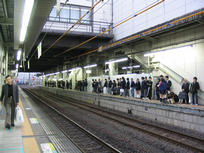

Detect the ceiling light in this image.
[122,65,140,69]
[86,70,92,74]
[61,70,68,73]
[16,50,22,61]
[105,57,128,65]
[133,65,140,68]
[83,64,97,69]
[68,67,81,72]
[144,45,192,57]
[19,0,34,42]
[54,72,60,75]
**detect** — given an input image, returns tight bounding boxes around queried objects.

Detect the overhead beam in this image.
[2,0,8,18]
[0,18,13,25]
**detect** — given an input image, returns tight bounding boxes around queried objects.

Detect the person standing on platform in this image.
[108,78,112,94]
[147,77,153,100]
[125,78,130,97]
[165,76,172,94]
[158,78,167,103]
[103,79,108,94]
[143,77,148,99]
[0,75,19,129]
[130,78,135,98]
[135,78,141,98]
[116,78,120,95]
[112,80,117,95]
[98,79,102,93]
[155,79,160,100]
[121,77,126,96]
[181,79,190,104]
[140,77,145,99]
[92,79,95,93]
[190,77,200,105]
[95,79,98,93]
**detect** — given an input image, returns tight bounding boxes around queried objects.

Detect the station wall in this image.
[0,39,7,94]
[151,41,204,104]
[113,0,204,40]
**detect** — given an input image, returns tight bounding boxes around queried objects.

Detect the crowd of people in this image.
[91,75,200,105]
[45,75,200,105]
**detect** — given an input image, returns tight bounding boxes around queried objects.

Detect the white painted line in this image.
[29,118,39,124]
[40,143,57,153]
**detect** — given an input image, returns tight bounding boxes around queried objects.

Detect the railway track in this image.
[23,88,122,153]
[23,87,204,153]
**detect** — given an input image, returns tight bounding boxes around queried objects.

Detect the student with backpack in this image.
[158,78,167,103]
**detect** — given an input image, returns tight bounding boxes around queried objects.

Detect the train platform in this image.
[0,88,82,153]
[40,86,204,134]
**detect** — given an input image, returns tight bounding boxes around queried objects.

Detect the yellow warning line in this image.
[19,99,33,136]
[23,137,41,153]
[19,97,41,153]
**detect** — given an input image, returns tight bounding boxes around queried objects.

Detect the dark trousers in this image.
[125,89,129,97]
[192,93,198,104]
[148,88,152,100]
[141,89,144,98]
[182,92,189,104]
[4,97,15,126]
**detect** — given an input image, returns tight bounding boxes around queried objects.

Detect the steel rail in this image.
[39,89,204,153]
[23,88,122,153]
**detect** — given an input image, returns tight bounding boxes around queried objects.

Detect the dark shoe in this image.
[11,123,15,127]
[5,124,10,129]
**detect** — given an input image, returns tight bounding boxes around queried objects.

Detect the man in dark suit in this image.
[181,78,189,104]
[1,75,19,129]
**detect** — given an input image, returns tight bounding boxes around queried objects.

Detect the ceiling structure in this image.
[14,0,56,57]
[0,0,14,70]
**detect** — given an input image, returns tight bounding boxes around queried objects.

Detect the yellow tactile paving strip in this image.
[19,98,41,153]
[19,100,33,136]
[23,137,41,153]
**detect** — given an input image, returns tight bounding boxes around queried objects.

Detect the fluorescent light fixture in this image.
[105,57,128,65]
[54,72,60,75]
[61,70,68,73]
[83,64,97,69]
[19,0,34,42]
[133,65,140,68]
[86,70,92,74]
[122,65,140,70]
[144,45,192,57]
[16,50,22,61]
[16,64,19,69]
[68,67,81,72]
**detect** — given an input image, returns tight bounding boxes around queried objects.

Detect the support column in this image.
[108,63,118,76]
[5,48,8,75]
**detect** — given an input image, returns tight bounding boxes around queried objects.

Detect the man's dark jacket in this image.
[1,84,19,106]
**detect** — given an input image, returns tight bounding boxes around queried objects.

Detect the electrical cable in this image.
[42,0,104,55]
[28,0,69,61]
[55,0,165,57]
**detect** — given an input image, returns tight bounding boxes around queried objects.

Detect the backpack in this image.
[160,82,167,91]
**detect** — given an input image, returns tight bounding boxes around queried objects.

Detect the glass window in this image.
[70,6,80,23]
[81,8,91,24]
[60,7,69,22]
[49,7,57,21]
